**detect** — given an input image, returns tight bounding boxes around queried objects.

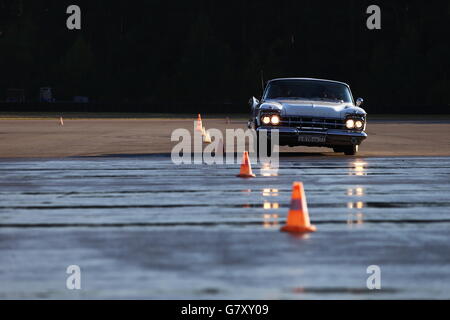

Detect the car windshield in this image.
[264,80,353,103]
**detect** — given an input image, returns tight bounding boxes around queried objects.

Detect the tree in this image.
[58,35,94,99]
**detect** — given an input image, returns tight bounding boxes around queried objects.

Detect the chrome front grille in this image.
[280,117,345,130]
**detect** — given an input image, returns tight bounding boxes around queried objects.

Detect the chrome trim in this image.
[256,126,367,138]
[257,126,297,134]
[281,117,346,130]
[326,130,367,138]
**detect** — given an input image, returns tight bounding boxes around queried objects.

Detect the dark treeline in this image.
[0,0,449,113]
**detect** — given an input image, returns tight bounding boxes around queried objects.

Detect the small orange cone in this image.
[281,182,317,233]
[59,116,64,126]
[203,131,212,143]
[196,114,203,132]
[237,151,256,178]
[201,126,206,137]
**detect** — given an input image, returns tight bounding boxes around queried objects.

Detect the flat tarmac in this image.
[0,118,450,158]
[0,156,449,299]
[1,116,450,299]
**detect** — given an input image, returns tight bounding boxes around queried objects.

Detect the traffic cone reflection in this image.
[281,182,317,233]
[196,114,203,132]
[237,151,256,178]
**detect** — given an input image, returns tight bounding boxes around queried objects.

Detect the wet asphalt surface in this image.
[0,155,449,299]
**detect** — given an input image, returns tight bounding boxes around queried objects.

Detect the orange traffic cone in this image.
[237,151,256,178]
[196,114,203,132]
[59,116,64,126]
[201,126,206,137]
[203,131,212,143]
[281,182,317,233]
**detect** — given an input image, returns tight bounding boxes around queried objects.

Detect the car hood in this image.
[261,99,366,119]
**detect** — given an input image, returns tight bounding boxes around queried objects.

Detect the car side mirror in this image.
[356,98,364,107]
[249,96,259,110]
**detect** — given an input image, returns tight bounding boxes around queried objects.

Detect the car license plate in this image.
[298,135,326,143]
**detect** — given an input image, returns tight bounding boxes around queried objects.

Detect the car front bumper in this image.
[256,127,367,147]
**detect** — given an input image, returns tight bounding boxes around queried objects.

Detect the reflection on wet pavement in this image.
[0,156,450,299]
[260,161,279,177]
[349,160,367,176]
[261,188,280,228]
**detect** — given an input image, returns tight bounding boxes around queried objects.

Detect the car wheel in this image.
[343,145,359,156]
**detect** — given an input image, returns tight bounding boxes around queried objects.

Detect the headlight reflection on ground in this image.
[347,201,365,209]
[347,187,365,196]
[261,187,280,228]
[347,213,364,226]
[262,188,279,197]
[263,213,279,229]
[263,202,279,209]
[346,186,366,226]
[260,162,279,177]
[349,160,368,176]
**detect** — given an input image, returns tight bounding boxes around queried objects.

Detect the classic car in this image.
[248,78,367,155]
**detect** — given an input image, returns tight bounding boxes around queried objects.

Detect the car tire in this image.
[343,145,359,156]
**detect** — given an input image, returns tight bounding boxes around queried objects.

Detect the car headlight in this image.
[345,118,365,130]
[262,116,271,125]
[355,120,364,129]
[271,115,280,125]
[261,114,280,125]
[345,119,355,129]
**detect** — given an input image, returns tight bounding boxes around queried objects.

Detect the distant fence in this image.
[0,102,447,114]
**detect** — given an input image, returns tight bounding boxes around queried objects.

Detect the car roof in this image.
[268,78,350,87]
